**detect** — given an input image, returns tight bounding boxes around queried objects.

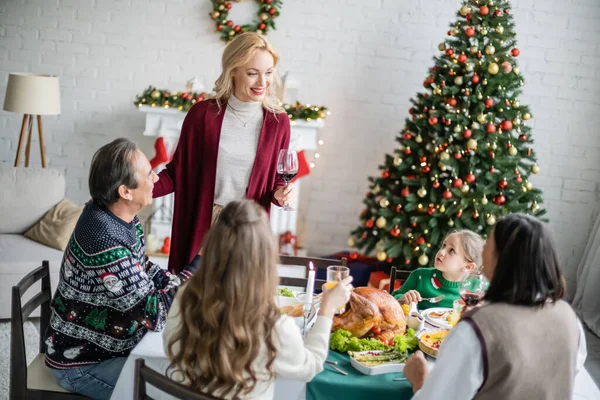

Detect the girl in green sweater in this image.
[393,230,484,310]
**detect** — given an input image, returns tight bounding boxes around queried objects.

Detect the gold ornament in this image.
[418,187,427,198]
[514,67,520,75]
[470,46,478,54]
[393,156,403,166]
[496,25,504,34]
[482,79,488,85]
[460,5,471,15]
[481,196,488,205]
[531,202,540,212]
[487,215,496,225]
[477,92,483,100]
[508,146,518,156]
[485,45,496,55]
[374,184,381,193]
[418,254,429,266]
[448,219,455,227]
[512,100,520,107]
[531,164,540,174]
[461,184,470,193]
[440,152,450,160]
[466,63,474,72]
[347,237,355,247]
[415,134,423,143]
[491,142,497,150]
[452,28,460,35]
[525,181,533,190]
[488,62,500,75]
[376,216,387,228]
[211,11,220,19]
[523,113,531,120]
[151,90,160,99]
[454,125,462,133]
[481,27,488,35]
[380,198,390,208]
[477,113,487,124]
[440,205,446,213]
[438,43,447,51]
[260,13,269,21]
[454,76,464,85]
[377,250,388,262]
[433,87,442,95]
[438,162,447,171]
[219,5,225,10]
[467,138,478,150]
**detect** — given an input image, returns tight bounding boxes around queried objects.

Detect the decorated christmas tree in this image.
[349,0,545,270]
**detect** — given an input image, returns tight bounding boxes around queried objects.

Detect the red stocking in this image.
[291,150,310,182]
[150,137,168,169]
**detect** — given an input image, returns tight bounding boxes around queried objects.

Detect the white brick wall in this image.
[1,0,599,293]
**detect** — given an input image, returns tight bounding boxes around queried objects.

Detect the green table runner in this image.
[306,350,415,400]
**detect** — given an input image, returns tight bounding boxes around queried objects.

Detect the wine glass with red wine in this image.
[459,271,490,308]
[276,149,298,211]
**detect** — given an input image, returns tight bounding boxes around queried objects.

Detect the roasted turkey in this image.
[332,287,406,342]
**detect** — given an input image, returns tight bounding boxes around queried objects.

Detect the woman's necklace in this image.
[227,103,261,127]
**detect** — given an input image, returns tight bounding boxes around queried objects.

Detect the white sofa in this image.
[1,166,65,319]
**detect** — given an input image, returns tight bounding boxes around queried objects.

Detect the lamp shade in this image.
[3,73,61,115]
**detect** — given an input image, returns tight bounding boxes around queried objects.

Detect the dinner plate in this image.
[349,350,406,375]
[276,296,318,333]
[421,307,453,330]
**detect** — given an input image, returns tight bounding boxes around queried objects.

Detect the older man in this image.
[44,138,195,399]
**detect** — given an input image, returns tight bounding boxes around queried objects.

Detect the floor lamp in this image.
[3,73,61,168]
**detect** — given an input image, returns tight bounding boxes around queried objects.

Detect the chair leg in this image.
[14,114,29,167]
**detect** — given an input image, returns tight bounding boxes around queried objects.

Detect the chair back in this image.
[11,261,53,398]
[134,358,226,400]
[388,266,412,294]
[278,255,346,289]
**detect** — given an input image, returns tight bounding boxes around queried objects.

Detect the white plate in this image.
[421,307,453,330]
[349,350,406,375]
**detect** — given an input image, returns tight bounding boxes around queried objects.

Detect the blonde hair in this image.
[444,230,484,270]
[213,32,284,114]
[166,200,280,398]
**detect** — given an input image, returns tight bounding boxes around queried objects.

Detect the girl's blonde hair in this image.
[444,230,484,270]
[213,32,284,114]
[166,200,280,398]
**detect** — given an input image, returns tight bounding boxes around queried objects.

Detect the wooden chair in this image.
[388,266,412,294]
[10,260,86,399]
[134,358,226,400]
[278,255,347,288]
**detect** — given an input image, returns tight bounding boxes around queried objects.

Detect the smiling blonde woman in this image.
[153,33,297,274]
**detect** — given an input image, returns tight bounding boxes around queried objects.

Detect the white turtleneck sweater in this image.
[214,95,264,207]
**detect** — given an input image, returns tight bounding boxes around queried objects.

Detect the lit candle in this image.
[305,262,315,309]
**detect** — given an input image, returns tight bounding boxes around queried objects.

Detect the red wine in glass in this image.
[277,149,298,211]
[280,173,298,182]
[459,272,489,308]
[461,292,484,307]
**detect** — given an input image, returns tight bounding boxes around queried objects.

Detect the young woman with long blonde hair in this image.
[153,32,297,274]
[163,200,353,399]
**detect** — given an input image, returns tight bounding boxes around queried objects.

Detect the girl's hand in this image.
[274,182,297,207]
[319,276,353,317]
[401,290,422,304]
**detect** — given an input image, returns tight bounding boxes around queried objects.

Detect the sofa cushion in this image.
[24,199,83,251]
[0,234,64,275]
[0,166,65,234]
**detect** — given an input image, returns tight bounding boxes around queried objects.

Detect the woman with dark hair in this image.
[404,213,587,399]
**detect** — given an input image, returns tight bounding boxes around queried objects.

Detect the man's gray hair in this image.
[89,138,139,208]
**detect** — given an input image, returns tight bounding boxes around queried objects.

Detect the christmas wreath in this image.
[209,0,282,42]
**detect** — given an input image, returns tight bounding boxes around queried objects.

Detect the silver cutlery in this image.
[326,363,348,376]
[325,360,338,365]
[393,377,407,381]
[423,295,445,303]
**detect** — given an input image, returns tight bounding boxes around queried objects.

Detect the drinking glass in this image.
[459,271,490,309]
[325,265,350,314]
[276,149,299,211]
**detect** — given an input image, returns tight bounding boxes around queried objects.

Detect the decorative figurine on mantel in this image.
[279,231,299,256]
[185,76,204,93]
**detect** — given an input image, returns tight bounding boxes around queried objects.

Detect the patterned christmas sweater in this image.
[45,202,195,369]
[391,268,460,310]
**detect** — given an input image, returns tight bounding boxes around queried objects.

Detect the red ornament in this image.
[447,98,457,107]
[465,27,475,37]
[387,257,393,263]
[458,54,467,63]
[520,134,528,141]
[473,210,480,219]
[226,20,234,27]
[421,166,431,173]
[216,24,223,30]
[466,173,476,183]
[390,227,401,237]
[445,120,452,126]
[428,117,438,125]
[527,148,532,156]
[464,90,470,96]
[501,120,513,131]
[504,8,510,14]
[498,178,508,189]
[234,25,241,32]
[463,129,472,139]
[515,176,523,183]
[269,8,276,14]
[404,147,412,155]
[477,51,482,58]
[427,206,435,216]
[456,209,463,218]
[403,132,413,140]
[441,81,446,87]
[433,181,440,188]
[511,48,520,57]
[416,237,425,245]
[259,23,266,30]
[495,195,506,205]
[366,219,374,228]
[484,98,494,108]
[382,170,390,179]
[445,49,454,57]
[225,1,232,8]
[493,9,501,17]
[410,221,417,227]
[454,152,462,159]
[443,190,453,199]
[471,74,480,84]
[350,251,360,260]
[405,259,411,265]
[401,187,410,197]
[361,233,367,239]
[480,5,489,15]
[453,178,463,188]
[490,166,496,173]
[486,123,497,133]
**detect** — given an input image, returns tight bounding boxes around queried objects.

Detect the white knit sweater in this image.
[213,95,264,206]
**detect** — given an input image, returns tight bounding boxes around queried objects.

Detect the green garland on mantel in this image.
[134,87,329,122]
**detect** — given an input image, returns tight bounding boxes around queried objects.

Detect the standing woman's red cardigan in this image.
[152,99,290,273]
